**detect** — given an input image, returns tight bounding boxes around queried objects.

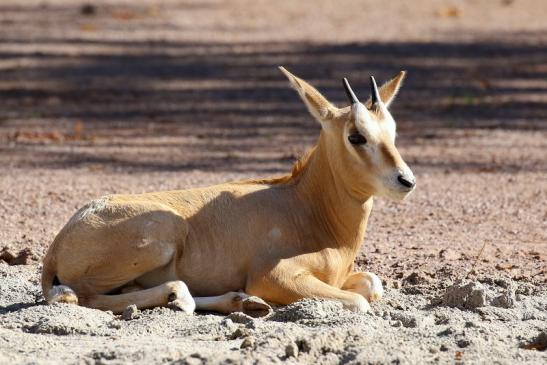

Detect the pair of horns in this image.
[343,76,381,107]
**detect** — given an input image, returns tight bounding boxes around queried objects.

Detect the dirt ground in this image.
[0,0,546,364]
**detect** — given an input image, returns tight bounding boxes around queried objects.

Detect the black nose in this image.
[397,175,415,189]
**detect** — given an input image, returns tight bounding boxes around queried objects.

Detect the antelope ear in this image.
[366,71,406,109]
[279,66,337,123]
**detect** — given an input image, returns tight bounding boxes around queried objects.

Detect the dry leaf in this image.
[73,121,84,140]
[80,23,98,32]
[436,6,461,18]
[112,10,139,21]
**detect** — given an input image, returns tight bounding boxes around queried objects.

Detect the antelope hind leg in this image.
[342,271,384,302]
[82,280,195,314]
[194,292,273,318]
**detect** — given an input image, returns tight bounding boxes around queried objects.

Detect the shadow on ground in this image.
[0,5,545,173]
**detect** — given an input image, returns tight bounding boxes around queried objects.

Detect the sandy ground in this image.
[0,0,546,364]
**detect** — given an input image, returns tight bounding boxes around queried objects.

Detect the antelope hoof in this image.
[364,272,383,302]
[233,293,273,318]
[168,298,196,314]
[345,296,371,313]
[241,296,273,318]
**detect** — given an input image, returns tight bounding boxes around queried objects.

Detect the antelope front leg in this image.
[194,292,272,318]
[342,272,384,302]
[248,272,371,313]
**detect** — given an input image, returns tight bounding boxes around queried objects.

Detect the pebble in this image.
[391,312,418,328]
[457,339,471,348]
[220,318,238,332]
[226,312,255,326]
[439,282,489,309]
[285,342,299,357]
[404,272,429,285]
[122,305,139,321]
[240,336,256,349]
[230,327,253,340]
[491,291,516,309]
[439,344,449,352]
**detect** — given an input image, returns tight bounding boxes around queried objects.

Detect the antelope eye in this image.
[348,133,367,145]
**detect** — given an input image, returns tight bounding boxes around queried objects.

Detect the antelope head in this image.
[280,66,415,201]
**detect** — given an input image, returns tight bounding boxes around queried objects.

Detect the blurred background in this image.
[1,0,545,283]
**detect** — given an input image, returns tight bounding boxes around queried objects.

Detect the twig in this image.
[463,241,488,280]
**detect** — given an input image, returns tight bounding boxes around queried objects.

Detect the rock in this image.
[457,339,471,348]
[434,313,450,325]
[437,327,455,337]
[80,4,96,16]
[391,312,418,328]
[122,304,139,320]
[403,272,429,285]
[220,318,237,331]
[515,283,537,296]
[439,344,449,352]
[295,338,312,353]
[285,342,299,358]
[229,327,253,340]
[438,282,489,309]
[240,336,256,349]
[493,278,510,288]
[0,247,36,265]
[491,291,516,309]
[521,332,547,351]
[226,312,255,326]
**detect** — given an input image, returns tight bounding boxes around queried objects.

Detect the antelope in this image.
[42,67,415,317]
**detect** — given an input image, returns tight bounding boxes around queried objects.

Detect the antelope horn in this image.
[342,78,359,105]
[370,75,381,106]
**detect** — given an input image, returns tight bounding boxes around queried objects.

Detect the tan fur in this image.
[42,67,414,315]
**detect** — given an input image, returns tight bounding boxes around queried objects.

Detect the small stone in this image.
[521,331,547,351]
[404,272,429,285]
[392,281,401,289]
[464,321,477,328]
[437,327,455,337]
[226,312,255,326]
[457,338,471,348]
[295,339,312,353]
[183,354,203,365]
[229,327,253,340]
[493,278,510,288]
[390,320,402,327]
[0,247,36,265]
[240,336,255,349]
[434,313,450,325]
[516,283,536,296]
[391,312,419,328]
[491,291,516,309]
[80,4,96,16]
[108,322,121,329]
[285,342,299,358]
[220,318,237,331]
[122,304,139,320]
[439,344,449,352]
[439,282,489,309]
